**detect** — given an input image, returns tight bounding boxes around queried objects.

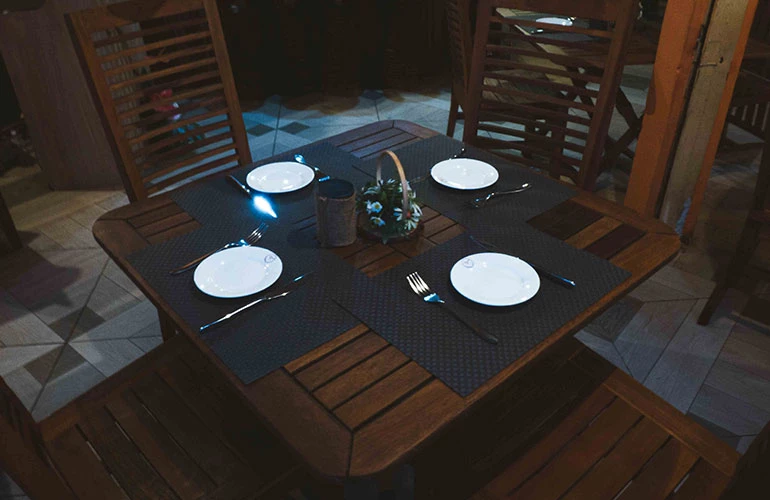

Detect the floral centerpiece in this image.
[356,151,422,243]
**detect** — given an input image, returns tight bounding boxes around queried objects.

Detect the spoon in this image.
[470,183,532,208]
[294,154,331,182]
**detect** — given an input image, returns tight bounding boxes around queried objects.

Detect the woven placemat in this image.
[336,230,629,396]
[127,221,360,384]
[171,142,373,229]
[355,135,576,225]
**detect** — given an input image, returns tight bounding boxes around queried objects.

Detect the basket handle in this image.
[376,150,410,214]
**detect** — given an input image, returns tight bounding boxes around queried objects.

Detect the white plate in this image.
[536,16,573,26]
[450,252,540,306]
[194,246,283,299]
[246,162,315,194]
[430,159,499,190]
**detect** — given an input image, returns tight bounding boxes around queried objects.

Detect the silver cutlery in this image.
[469,235,576,288]
[294,154,331,182]
[470,183,532,208]
[169,223,268,275]
[228,174,254,197]
[199,272,313,333]
[408,147,467,185]
[406,272,499,345]
[227,175,278,219]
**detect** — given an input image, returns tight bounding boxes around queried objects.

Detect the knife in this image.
[199,272,313,333]
[469,235,576,288]
[227,175,278,219]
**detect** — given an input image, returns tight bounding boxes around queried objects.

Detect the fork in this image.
[294,154,331,182]
[406,272,499,345]
[470,183,532,208]
[169,222,268,275]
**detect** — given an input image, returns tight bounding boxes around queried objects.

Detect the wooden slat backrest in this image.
[68,0,251,201]
[0,376,74,499]
[727,0,770,139]
[462,0,638,190]
[446,0,474,102]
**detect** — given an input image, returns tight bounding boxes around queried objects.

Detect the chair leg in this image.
[698,220,761,325]
[158,310,177,342]
[447,92,460,138]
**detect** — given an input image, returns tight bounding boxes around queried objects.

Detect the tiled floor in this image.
[1,69,769,495]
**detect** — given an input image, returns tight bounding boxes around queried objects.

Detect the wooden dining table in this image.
[92,120,679,487]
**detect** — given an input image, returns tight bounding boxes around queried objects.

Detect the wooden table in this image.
[92,121,679,483]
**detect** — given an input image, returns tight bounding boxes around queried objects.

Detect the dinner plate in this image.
[194,246,283,299]
[450,252,540,306]
[536,16,573,26]
[430,158,499,190]
[246,162,315,194]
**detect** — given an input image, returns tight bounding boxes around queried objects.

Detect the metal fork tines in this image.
[169,222,268,275]
[406,272,499,345]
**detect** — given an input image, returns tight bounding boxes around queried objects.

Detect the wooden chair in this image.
[698,110,770,325]
[724,0,770,148]
[446,0,473,138]
[413,338,764,499]
[462,0,638,190]
[0,335,306,499]
[68,0,252,202]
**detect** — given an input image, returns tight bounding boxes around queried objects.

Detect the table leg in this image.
[158,310,176,342]
[0,191,21,253]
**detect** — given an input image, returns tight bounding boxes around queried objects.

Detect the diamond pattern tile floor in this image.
[0,71,768,475]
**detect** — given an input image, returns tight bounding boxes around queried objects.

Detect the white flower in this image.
[394,207,404,220]
[411,204,422,217]
[370,216,385,227]
[364,185,380,196]
[366,201,383,214]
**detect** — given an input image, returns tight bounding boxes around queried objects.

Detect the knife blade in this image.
[199,272,314,333]
[468,235,576,288]
[227,175,278,219]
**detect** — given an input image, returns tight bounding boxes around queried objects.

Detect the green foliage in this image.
[356,178,422,243]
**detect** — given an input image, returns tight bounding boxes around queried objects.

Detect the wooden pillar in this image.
[625,0,758,229]
[661,0,759,232]
[624,0,713,217]
[679,0,760,237]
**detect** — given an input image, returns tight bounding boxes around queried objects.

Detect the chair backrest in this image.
[0,375,74,499]
[446,0,474,104]
[462,0,638,189]
[68,0,251,201]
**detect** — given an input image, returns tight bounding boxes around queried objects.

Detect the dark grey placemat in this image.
[355,135,576,225]
[127,220,360,384]
[336,230,629,396]
[171,142,373,229]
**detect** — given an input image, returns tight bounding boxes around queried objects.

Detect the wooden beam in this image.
[624,0,713,217]
[679,0,760,238]
[626,0,760,230]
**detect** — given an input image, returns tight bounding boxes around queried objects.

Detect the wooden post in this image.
[625,0,759,228]
[624,0,713,217]
[679,0,760,237]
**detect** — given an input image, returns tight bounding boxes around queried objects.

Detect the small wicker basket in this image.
[357,150,422,244]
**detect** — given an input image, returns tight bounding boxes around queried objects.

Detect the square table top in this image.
[92,120,680,480]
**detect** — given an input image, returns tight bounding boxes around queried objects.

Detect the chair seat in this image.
[41,336,304,499]
[470,347,740,500]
